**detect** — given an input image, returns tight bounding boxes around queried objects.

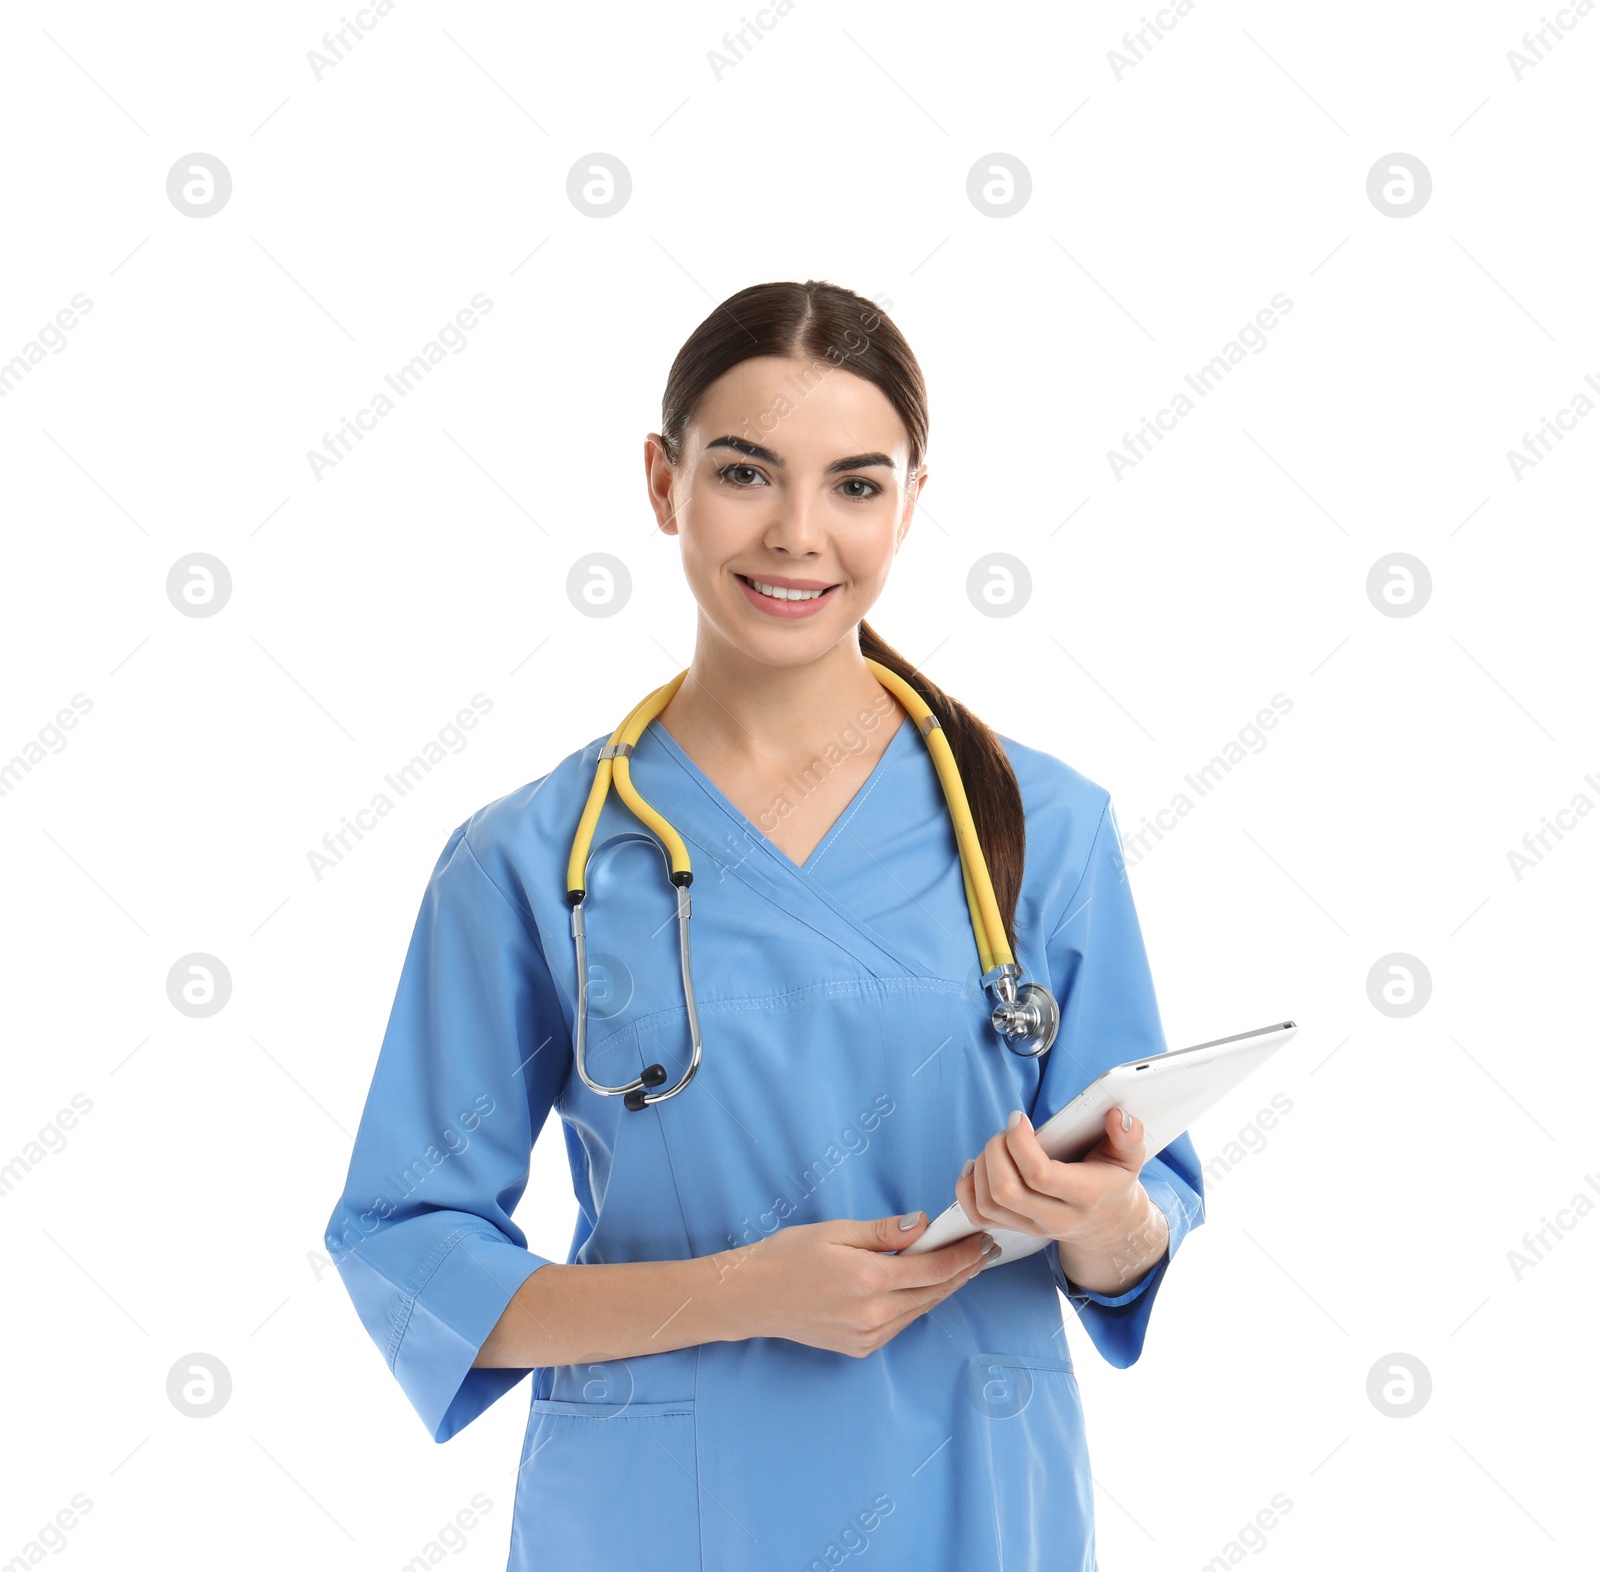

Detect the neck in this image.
[656,626,903,765]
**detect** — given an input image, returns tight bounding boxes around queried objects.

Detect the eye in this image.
[716,463,768,488]
[839,477,882,501]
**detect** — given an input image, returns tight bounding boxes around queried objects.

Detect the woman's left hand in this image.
[954,1106,1167,1289]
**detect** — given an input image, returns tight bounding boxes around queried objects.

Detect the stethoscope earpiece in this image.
[568,812,704,1113]
[623,1064,668,1112]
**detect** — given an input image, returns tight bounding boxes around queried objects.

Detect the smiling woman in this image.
[325,279,1205,1572]
[640,284,1033,886]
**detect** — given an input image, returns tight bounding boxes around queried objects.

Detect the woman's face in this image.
[646,355,925,665]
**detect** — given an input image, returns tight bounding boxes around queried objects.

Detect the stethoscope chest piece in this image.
[983,963,1060,1058]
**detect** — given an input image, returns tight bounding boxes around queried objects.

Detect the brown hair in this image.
[658,279,1027,953]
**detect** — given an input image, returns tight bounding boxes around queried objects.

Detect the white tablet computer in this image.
[901,1019,1298,1267]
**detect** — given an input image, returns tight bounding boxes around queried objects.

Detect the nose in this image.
[761,487,826,557]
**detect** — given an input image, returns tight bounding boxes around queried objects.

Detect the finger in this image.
[969,1132,1096,1218]
[954,1165,982,1228]
[970,1146,1031,1233]
[886,1236,992,1316]
[841,1210,971,1296]
[973,1131,1072,1238]
[841,1213,952,1300]
[1103,1107,1149,1174]
[1002,1110,1084,1212]
[877,1226,993,1295]
[836,1211,930,1252]
[971,1112,1086,1234]
[956,1145,1025,1233]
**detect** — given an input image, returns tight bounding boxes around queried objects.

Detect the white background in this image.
[2,1,1596,1567]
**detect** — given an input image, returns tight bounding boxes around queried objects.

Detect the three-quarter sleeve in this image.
[324,819,572,1441]
[1030,793,1205,1368]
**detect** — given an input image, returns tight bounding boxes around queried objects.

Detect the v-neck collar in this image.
[644,712,915,878]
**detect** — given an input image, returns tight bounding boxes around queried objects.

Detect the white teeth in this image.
[747,577,828,601]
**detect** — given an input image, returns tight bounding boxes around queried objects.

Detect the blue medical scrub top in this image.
[325,709,1205,1572]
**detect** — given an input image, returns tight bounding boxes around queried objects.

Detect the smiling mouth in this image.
[736,574,840,603]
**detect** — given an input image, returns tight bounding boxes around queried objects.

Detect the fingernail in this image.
[1121,1108,1132,1133]
[960,1157,975,1178]
[1006,1109,1022,1130]
[899,1211,924,1230]
[980,1233,1000,1257]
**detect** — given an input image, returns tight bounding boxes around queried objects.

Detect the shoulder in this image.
[424,731,613,928]
[996,730,1114,837]
[463,731,610,856]
[995,730,1121,909]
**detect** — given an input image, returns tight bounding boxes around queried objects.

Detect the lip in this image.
[734,571,841,620]
[737,572,837,590]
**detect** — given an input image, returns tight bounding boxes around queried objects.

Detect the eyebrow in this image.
[704,435,897,474]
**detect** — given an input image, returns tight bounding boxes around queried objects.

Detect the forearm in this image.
[1055,1187,1170,1297]
[473,1248,751,1369]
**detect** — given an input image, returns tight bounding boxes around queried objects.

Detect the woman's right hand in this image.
[714,1212,997,1358]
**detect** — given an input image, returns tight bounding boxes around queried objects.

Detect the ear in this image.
[896,468,924,549]
[644,434,680,535]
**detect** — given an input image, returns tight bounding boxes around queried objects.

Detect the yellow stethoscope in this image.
[566,659,1061,1110]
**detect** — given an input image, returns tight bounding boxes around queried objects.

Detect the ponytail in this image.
[858,619,1026,953]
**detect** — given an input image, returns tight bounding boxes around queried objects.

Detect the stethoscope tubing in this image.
[566,664,1058,1109]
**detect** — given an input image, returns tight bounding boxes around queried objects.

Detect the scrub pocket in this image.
[508,1396,701,1570]
[967,1352,1096,1572]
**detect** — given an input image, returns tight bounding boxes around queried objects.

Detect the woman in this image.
[325,279,1204,1571]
